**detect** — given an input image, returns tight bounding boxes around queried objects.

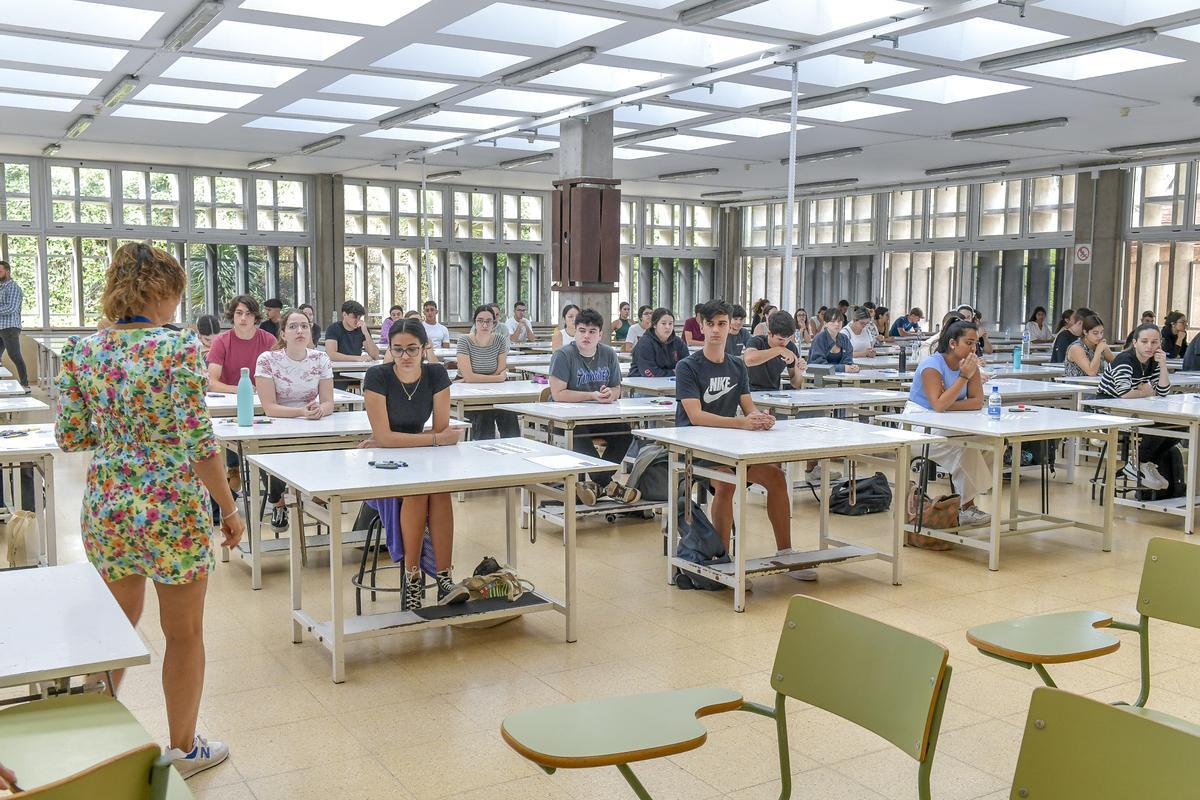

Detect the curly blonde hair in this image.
[100,243,186,322]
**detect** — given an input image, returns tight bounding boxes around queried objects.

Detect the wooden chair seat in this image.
[966,609,1119,664]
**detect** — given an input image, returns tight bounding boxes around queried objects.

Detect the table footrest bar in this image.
[305,592,558,644]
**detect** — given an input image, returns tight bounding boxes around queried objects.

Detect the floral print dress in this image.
[55,328,219,584]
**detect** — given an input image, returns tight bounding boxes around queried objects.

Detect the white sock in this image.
[776,547,794,556]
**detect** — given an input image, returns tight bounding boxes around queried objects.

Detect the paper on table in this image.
[525,454,594,469]
[471,441,535,454]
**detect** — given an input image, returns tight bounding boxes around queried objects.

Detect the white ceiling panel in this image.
[278,98,396,121]
[794,100,908,122]
[531,63,671,92]
[0,32,126,71]
[759,54,917,86]
[897,19,1065,61]
[372,43,527,77]
[669,82,789,107]
[0,67,100,95]
[606,28,773,66]
[694,118,801,137]
[439,3,622,48]
[239,0,433,26]
[1014,49,1184,80]
[1034,0,1200,25]
[160,57,305,89]
[877,75,1028,104]
[0,0,160,40]
[111,105,225,124]
[720,0,922,36]
[321,74,454,101]
[196,21,362,60]
[412,110,521,130]
[244,117,350,133]
[614,103,708,125]
[0,91,80,112]
[136,84,261,109]
[459,88,589,113]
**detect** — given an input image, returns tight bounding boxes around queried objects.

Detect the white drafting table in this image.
[248,438,612,682]
[982,379,1094,482]
[636,418,942,612]
[1057,372,1200,393]
[819,369,916,389]
[850,355,901,369]
[0,563,149,691]
[505,353,554,367]
[204,388,362,416]
[984,352,1052,365]
[982,364,1065,381]
[1082,393,1200,535]
[0,396,49,421]
[213,411,469,589]
[751,388,909,418]
[0,381,25,397]
[449,380,545,418]
[516,362,629,379]
[879,406,1145,570]
[0,423,58,566]
[329,359,383,373]
[623,376,677,397]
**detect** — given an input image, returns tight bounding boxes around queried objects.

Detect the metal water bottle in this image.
[237,367,254,427]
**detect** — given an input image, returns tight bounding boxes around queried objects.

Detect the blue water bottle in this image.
[988,385,1002,419]
[237,367,254,427]
[1012,344,1022,369]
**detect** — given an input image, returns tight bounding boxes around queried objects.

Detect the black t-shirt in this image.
[1050,329,1078,363]
[674,350,749,426]
[744,334,800,391]
[363,362,451,433]
[724,328,751,357]
[259,319,279,338]
[325,322,366,357]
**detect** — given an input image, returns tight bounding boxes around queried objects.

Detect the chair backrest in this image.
[771,595,949,762]
[1137,537,1200,628]
[538,386,552,402]
[1011,687,1199,799]
[23,743,167,799]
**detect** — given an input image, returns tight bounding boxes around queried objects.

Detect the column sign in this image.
[1073,243,1092,264]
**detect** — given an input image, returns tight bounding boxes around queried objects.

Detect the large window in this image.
[1028,174,1075,234]
[120,169,181,229]
[771,203,800,247]
[888,189,923,241]
[744,204,768,247]
[1131,163,1187,229]
[645,202,680,247]
[929,185,968,239]
[686,204,714,247]
[807,198,836,245]
[344,182,391,236]
[979,180,1022,237]
[255,178,306,233]
[50,165,112,226]
[619,200,637,245]
[842,194,874,243]
[502,193,542,242]
[193,173,246,231]
[0,234,39,325]
[0,162,33,223]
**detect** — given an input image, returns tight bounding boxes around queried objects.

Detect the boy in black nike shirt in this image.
[675,299,798,563]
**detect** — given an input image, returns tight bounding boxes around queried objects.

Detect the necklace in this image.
[393,363,422,400]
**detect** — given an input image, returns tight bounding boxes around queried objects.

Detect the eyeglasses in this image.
[390,345,423,358]
[474,317,494,326]
[284,323,308,331]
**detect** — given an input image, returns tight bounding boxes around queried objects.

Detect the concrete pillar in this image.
[312,174,340,326]
[1072,170,1125,331]
[719,206,743,304]
[999,249,1025,332]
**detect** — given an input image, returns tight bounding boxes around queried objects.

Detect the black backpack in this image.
[830,472,893,516]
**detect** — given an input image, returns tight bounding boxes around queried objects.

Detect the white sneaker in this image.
[166,735,229,779]
[803,465,842,483]
[790,569,818,582]
[1140,462,1170,490]
[958,505,992,526]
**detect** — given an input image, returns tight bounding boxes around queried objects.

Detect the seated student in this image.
[1184,330,1200,371]
[845,307,877,357]
[255,309,334,530]
[551,303,578,351]
[873,306,892,343]
[378,304,404,345]
[675,299,809,577]
[889,307,924,338]
[507,300,536,344]
[362,319,463,610]
[548,308,633,505]
[207,295,277,392]
[194,314,221,361]
[860,302,879,341]
[612,301,632,343]
[325,300,380,364]
[421,300,451,349]
[1098,324,1175,490]
[457,304,518,439]
[1051,307,1093,363]
[808,310,860,373]
[744,310,806,390]
[751,304,777,336]
[682,303,704,346]
[1161,311,1189,358]
[631,307,689,377]
[1124,310,1156,348]
[906,320,992,527]
[916,312,959,362]
[1063,315,1115,378]
[1026,306,1052,341]
[298,303,321,345]
[970,308,995,355]
[623,305,653,352]
[259,298,283,338]
[726,304,753,356]
[792,308,813,345]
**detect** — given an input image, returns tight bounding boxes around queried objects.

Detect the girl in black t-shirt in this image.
[363,319,462,610]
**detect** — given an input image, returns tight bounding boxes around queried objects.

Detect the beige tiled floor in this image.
[14,409,1200,800]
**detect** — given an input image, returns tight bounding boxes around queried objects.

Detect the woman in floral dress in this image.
[55,243,244,779]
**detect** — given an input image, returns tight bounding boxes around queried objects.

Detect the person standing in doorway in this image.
[0,260,30,393]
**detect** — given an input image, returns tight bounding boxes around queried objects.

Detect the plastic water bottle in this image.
[237,367,254,427]
[1022,327,1031,353]
[988,385,1002,419]
[1012,344,1023,370]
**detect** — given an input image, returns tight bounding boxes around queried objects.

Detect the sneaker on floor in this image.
[575,480,599,506]
[166,735,228,779]
[436,569,468,605]
[605,481,641,504]
[21,386,30,395]
[958,505,992,526]
[402,566,424,611]
[225,466,242,494]
[803,464,841,484]
[270,504,288,532]
[1140,462,1170,490]
[789,569,818,582]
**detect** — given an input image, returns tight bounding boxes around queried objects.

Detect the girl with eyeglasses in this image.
[457,304,518,439]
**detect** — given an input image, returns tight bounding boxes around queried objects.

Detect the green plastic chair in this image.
[501,595,953,799]
[1010,687,1200,799]
[0,692,191,799]
[967,537,1200,705]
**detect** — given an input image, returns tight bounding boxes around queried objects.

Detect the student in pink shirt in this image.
[206,295,277,392]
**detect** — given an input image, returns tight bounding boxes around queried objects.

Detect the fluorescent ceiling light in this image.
[0,32,126,71]
[795,100,905,122]
[66,115,91,138]
[101,75,138,109]
[244,116,349,133]
[796,177,858,190]
[500,152,554,169]
[606,28,772,67]
[161,57,303,88]
[474,137,557,151]
[460,88,588,114]
[501,46,596,86]
[247,157,276,170]
[0,91,78,112]
[373,43,526,76]
[644,134,733,150]
[111,104,225,123]
[1012,48,1181,80]
[426,170,461,182]
[925,159,1010,176]
[980,27,1159,72]
[378,104,438,128]
[720,0,921,35]
[700,190,743,198]
[42,143,61,157]
[278,98,396,121]
[164,1,221,51]
[760,86,868,114]
[197,21,361,60]
[0,67,100,95]
[532,63,669,92]
[677,0,766,26]
[951,117,1068,140]
[1035,0,1198,26]
[695,118,800,137]
[877,75,1027,104]
[898,19,1064,61]
[239,0,431,26]
[136,83,260,109]
[0,0,161,40]
[322,74,452,101]
[300,135,344,154]
[659,168,719,180]
[613,148,661,159]
[670,81,789,108]
[363,127,455,142]
[412,110,520,130]
[614,103,707,125]
[615,127,677,146]
[440,3,621,48]
[758,53,915,86]
[780,146,862,164]
[1107,136,1200,155]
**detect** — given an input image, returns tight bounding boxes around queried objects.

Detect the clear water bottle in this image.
[1022,327,1031,352]
[1012,344,1023,369]
[237,367,254,427]
[988,385,1002,419]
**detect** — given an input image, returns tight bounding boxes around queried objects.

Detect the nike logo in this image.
[703,377,734,404]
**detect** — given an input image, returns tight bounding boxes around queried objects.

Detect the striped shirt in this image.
[456,333,508,376]
[0,278,22,329]
[1097,348,1169,399]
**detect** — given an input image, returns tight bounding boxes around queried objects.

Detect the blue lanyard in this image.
[117,315,153,324]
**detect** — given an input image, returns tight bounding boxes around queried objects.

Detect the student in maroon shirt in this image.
[206,295,277,392]
[682,303,704,346]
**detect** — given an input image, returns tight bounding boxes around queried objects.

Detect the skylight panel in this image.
[196,21,361,61]
[111,105,225,124]
[601,0,680,7]
[1035,0,1200,26]
[0,33,126,71]
[721,0,921,35]
[363,127,458,142]
[322,74,453,101]
[239,0,431,26]
[373,43,526,77]
[161,57,304,88]
[644,134,732,150]
[460,89,588,113]
[440,3,621,48]
[670,82,789,107]
[474,137,557,151]
[136,84,261,109]
[614,104,707,125]
[694,118,802,137]
[877,75,1027,104]
[758,54,916,86]
[1014,49,1182,80]
[606,29,773,67]
[0,0,161,40]
[613,147,662,159]
[898,19,1064,61]
[278,98,396,120]
[0,91,79,112]
[532,63,670,92]
[796,100,906,121]
[1168,23,1200,44]
[412,110,520,130]
[244,116,350,133]
[0,67,99,95]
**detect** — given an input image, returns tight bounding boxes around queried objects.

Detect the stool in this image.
[351,516,403,615]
